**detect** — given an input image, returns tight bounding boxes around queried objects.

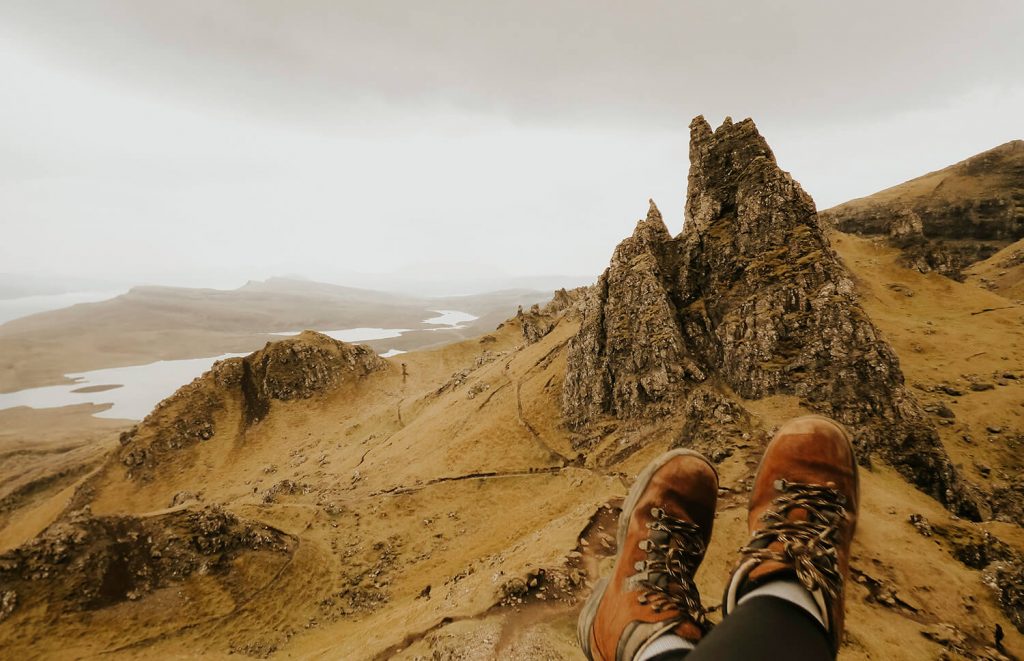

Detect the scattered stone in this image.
[710,447,734,463]
[0,590,16,623]
[921,623,966,647]
[261,480,310,504]
[887,283,915,297]
[169,491,202,507]
[325,537,401,617]
[987,562,1024,634]
[971,382,996,392]
[924,403,956,419]
[466,382,491,399]
[908,514,933,537]
[990,484,1024,526]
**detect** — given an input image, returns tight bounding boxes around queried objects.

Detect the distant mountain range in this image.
[0,277,559,392]
[0,272,596,301]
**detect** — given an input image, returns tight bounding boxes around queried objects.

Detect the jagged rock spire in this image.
[563,116,983,519]
[685,116,784,234]
[563,199,704,428]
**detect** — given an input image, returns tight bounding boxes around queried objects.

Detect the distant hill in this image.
[821,140,1024,279]
[0,277,553,392]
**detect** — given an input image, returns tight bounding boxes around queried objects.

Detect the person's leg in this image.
[578,414,857,661]
[684,594,831,660]
[704,414,859,661]
[577,449,719,661]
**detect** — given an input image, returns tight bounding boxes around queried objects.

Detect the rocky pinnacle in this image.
[563,115,984,519]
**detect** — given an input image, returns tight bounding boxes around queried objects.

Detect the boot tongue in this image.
[743,564,800,594]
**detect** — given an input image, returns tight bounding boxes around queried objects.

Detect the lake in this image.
[0,310,478,420]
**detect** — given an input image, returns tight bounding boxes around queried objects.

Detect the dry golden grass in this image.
[1,233,1022,659]
[967,237,1024,301]
[824,140,1024,215]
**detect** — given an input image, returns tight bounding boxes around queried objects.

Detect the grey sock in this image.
[737,577,827,629]
[636,633,695,660]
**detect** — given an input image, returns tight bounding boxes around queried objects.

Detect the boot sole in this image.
[577,575,609,659]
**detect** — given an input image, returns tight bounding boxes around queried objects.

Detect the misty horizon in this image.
[2,1,1022,289]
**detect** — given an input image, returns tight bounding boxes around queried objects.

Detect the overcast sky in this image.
[1,1,1021,291]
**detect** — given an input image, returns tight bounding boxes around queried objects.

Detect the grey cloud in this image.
[3,0,1021,129]
[0,1,1021,289]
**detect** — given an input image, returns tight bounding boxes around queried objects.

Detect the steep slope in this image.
[966,237,1024,301]
[1,119,1022,661]
[821,140,1024,279]
[0,312,622,659]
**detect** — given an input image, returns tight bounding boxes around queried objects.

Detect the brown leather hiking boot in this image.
[723,415,859,653]
[578,449,718,660]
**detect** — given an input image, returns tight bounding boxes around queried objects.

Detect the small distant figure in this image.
[401,362,408,382]
[995,623,1005,652]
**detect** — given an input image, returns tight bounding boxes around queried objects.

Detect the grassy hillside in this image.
[0,231,1021,658]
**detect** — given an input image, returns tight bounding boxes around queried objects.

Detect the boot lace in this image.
[740,478,848,599]
[630,506,709,631]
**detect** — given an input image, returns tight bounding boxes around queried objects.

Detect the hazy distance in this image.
[1,1,1021,293]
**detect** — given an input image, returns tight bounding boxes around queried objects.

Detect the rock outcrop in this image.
[0,506,293,616]
[821,140,1024,280]
[516,288,584,344]
[236,331,388,422]
[563,116,982,518]
[119,332,388,478]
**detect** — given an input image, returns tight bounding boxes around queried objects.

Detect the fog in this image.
[1,1,1021,292]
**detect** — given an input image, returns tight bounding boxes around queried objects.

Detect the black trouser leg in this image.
[644,596,833,661]
[688,596,832,660]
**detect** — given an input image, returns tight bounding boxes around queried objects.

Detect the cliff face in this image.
[117,331,389,479]
[0,506,294,615]
[821,140,1024,279]
[564,116,983,519]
